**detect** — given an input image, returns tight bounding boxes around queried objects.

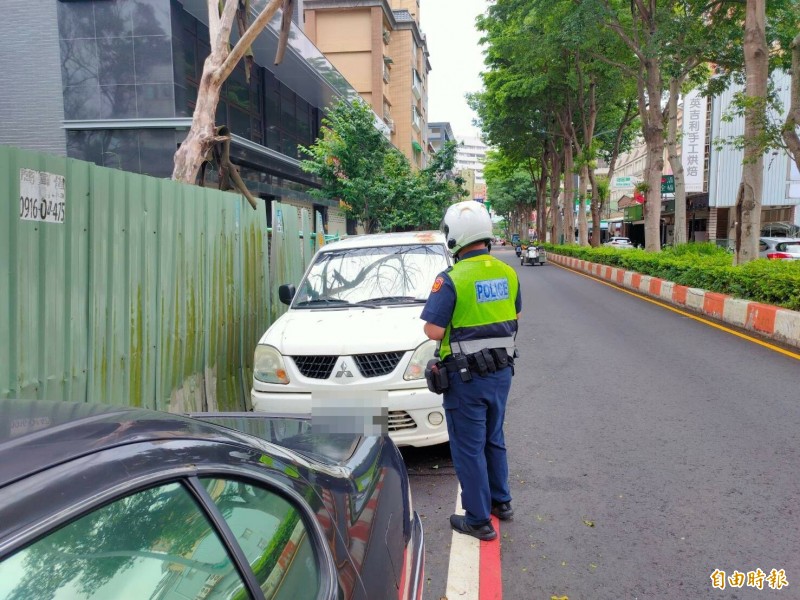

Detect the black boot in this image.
[449,514,497,541]
[491,501,514,520]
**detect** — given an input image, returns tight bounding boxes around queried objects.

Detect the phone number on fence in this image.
[20,196,65,223]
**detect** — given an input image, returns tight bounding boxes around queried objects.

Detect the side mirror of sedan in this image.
[278,284,296,306]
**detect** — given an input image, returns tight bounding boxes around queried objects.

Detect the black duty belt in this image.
[426,348,515,394]
[443,347,513,379]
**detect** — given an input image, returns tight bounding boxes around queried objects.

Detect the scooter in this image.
[520,244,546,266]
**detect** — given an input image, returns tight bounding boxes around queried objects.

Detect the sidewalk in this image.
[549,254,800,351]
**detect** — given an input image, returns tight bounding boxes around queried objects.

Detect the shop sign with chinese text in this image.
[681,89,707,193]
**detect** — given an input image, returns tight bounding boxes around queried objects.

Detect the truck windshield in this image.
[294,244,449,307]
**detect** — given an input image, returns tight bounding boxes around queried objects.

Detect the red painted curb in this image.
[649,278,663,296]
[747,303,778,334]
[673,285,689,305]
[480,515,502,600]
[703,292,728,319]
[550,253,800,347]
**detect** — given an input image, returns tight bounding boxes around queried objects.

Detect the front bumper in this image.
[251,386,449,448]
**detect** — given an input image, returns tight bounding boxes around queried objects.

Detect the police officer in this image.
[421,201,520,541]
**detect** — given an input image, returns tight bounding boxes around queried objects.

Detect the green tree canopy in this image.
[300,100,465,232]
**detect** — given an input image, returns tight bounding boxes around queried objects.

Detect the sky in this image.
[420,0,490,141]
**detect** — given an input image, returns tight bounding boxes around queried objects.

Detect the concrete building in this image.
[0,0,370,237]
[303,0,432,169]
[609,142,647,208]
[427,121,455,153]
[459,168,476,201]
[454,135,488,186]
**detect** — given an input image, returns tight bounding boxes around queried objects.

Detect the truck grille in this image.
[387,410,417,431]
[292,355,337,379]
[354,352,404,378]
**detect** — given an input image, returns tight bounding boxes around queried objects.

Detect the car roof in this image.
[761,237,800,242]
[320,230,446,252]
[0,400,253,489]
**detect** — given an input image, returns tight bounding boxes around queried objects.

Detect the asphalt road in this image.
[402,247,800,600]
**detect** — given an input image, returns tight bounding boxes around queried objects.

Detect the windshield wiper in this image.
[357,296,426,306]
[294,298,378,309]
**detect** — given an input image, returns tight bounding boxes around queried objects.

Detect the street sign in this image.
[613,176,635,189]
[661,175,675,194]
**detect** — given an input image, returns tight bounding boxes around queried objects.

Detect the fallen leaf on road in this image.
[431,465,439,469]
[583,520,595,527]
[551,596,569,600]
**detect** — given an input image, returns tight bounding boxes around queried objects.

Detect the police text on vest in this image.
[475,278,510,303]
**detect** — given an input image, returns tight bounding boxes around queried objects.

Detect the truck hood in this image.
[261,305,428,354]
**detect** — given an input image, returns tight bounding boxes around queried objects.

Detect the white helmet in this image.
[441,201,493,255]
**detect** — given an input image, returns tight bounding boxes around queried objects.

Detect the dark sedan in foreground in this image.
[0,400,423,600]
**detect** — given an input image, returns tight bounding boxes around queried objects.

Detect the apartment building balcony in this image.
[411,106,422,132]
[412,69,422,100]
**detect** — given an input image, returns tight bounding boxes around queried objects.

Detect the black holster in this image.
[425,359,449,394]
[452,354,473,382]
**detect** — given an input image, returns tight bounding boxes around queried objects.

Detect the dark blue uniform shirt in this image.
[421,248,521,328]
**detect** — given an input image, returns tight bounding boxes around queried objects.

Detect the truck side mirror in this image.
[278,284,296,306]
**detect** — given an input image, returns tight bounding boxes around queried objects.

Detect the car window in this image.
[295,244,449,306]
[201,478,320,600]
[0,482,250,600]
[777,242,800,252]
[759,240,768,251]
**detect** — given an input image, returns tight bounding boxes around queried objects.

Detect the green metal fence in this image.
[1,146,324,412]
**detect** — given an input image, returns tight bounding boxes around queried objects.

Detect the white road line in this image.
[445,485,480,599]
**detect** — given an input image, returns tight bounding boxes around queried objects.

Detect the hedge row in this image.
[541,242,800,312]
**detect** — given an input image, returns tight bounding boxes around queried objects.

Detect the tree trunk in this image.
[173,61,224,183]
[172,0,284,184]
[735,0,768,265]
[578,164,589,245]
[536,147,549,243]
[548,144,562,243]
[588,166,601,247]
[573,64,596,248]
[783,33,800,173]
[512,207,520,240]
[563,141,575,244]
[666,76,687,245]
[642,58,665,252]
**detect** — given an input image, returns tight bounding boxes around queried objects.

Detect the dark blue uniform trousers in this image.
[444,367,512,526]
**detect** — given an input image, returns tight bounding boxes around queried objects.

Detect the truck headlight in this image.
[254,345,289,384]
[403,339,437,381]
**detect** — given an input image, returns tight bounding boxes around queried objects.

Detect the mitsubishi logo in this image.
[335,361,353,378]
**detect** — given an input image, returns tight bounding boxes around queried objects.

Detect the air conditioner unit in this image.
[385,118,395,132]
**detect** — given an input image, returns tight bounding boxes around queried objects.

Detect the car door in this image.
[0,448,342,600]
